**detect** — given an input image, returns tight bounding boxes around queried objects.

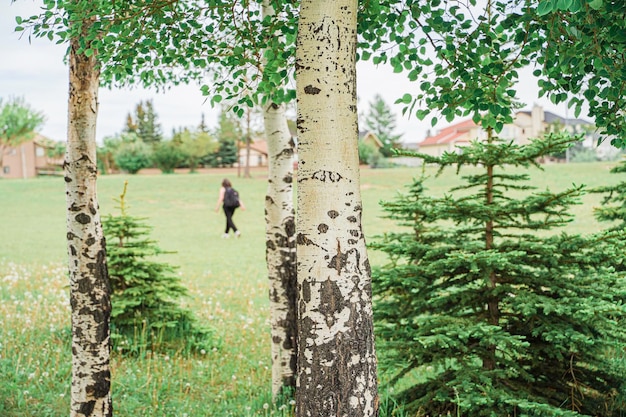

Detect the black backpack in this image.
[223,187,240,208]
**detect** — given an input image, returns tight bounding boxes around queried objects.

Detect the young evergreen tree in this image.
[103,182,215,354]
[372,134,626,416]
[591,159,626,292]
[363,94,402,157]
[593,159,626,231]
[362,0,626,415]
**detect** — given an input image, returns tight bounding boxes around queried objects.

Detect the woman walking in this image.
[215,178,245,238]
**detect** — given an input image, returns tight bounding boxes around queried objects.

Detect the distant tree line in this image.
[97,100,240,174]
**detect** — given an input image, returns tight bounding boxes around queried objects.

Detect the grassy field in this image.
[0,162,621,416]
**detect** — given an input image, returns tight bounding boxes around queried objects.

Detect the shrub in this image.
[152,141,185,174]
[114,140,153,174]
[358,140,379,165]
[570,147,598,163]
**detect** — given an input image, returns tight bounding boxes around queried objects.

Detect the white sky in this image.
[1,1,568,144]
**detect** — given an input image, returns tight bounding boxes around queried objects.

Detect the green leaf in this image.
[568,0,583,12]
[401,93,412,104]
[588,0,602,10]
[537,0,554,16]
[556,0,573,10]
[416,109,428,121]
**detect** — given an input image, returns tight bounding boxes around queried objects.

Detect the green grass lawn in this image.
[0,161,621,416]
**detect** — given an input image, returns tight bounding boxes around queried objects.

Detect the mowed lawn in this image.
[0,162,621,416]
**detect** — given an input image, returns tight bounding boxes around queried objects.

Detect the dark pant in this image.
[223,206,238,233]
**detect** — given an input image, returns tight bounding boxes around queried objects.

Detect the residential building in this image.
[418,105,609,160]
[238,139,268,167]
[417,119,484,157]
[359,131,384,150]
[1,134,62,179]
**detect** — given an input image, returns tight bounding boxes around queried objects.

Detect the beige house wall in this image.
[512,106,548,144]
[238,148,268,167]
[2,140,49,179]
[419,141,473,157]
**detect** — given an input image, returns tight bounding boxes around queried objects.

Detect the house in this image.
[418,119,484,157]
[359,131,384,150]
[419,105,607,161]
[237,139,268,167]
[1,134,63,179]
[513,105,594,145]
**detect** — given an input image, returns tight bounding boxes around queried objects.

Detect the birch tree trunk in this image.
[264,101,297,397]
[262,0,298,399]
[66,14,112,417]
[295,1,379,416]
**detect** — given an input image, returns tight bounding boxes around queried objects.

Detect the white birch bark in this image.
[66,13,112,417]
[262,0,298,398]
[295,1,379,416]
[264,101,297,397]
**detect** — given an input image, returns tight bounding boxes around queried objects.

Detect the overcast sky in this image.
[1,1,567,144]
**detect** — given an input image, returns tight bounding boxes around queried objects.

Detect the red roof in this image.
[420,119,478,146]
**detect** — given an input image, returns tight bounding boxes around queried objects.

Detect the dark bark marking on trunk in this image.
[79,400,96,416]
[302,280,311,303]
[318,223,329,233]
[86,237,96,246]
[75,213,91,224]
[328,210,339,219]
[87,370,111,398]
[327,248,361,275]
[311,170,344,183]
[285,217,296,236]
[363,259,371,277]
[275,147,294,160]
[283,173,293,184]
[77,276,93,293]
[297,233,325,250]
[65,176,72,183]
[347,216,357,223]
[70,245,77,256]
[319,277,348,329]
[304,85,321,95]
[349,229,359,237]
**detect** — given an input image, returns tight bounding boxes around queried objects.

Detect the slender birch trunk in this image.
[295,1,379,416]
[262,0,298,399]
[66,13,112,417]
[264,101,297,397]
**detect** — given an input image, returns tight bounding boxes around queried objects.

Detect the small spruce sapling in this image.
[103,181,216,355]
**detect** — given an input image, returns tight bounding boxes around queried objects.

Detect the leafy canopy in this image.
[0,97,45,148]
